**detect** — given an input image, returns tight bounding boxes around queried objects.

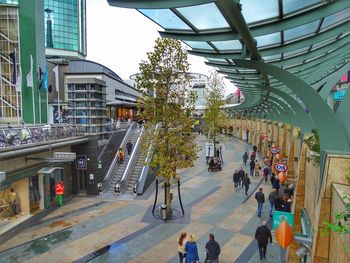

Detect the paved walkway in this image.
[0,134,284,263]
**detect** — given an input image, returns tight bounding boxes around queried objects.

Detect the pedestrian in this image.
[238,168,245,187]
[254,160,261,176]
[233,170,239,190]
[272,178,280,194]
[185,234,200,263]
[253,145,257,153]
[255,221,273,261]
[177,232,187,263]
[205,233,221,263]
[249,159,255,176]
[263,166,270,182]
[270,173,276,186]
[55,181,65,207]
[274,194,283,211]
[255,188,265,217]
[216,148,220,158]
[281,195,292,213]
[243,173,251,195]
[242,152,248,166]
[268,189,277,217]
[126,140,133,155]
[250,151,256,161]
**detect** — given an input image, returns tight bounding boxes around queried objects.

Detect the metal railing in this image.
[115,126,144,194]
[0,123,77,148]
[97,122,137,193]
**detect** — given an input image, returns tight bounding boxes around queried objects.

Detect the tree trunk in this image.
[165,177,172,217]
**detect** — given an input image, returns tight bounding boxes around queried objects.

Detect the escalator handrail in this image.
[115,125,144,194]
[97,122,136,193]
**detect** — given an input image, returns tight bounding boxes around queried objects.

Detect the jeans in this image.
[269,201,274,216]
[250,168,254,176]
[178,252,185,263]
[257,202,263,216]
[258,244,267,260]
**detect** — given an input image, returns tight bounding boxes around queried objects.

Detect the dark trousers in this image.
[234,181,239,188]
[245,186,249,195]
[178,252,185,263]
[258,244,267,260]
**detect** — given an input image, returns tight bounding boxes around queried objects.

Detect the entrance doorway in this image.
[77,170,87,194]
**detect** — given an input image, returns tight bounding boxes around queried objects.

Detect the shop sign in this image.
[273,211,294,230]
[0,171,5,183]
[270,147,280,154]
[75,155,87,170]
[54,152,76,160]
[274,162,288,172]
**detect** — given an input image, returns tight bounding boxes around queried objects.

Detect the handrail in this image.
[133,123,160,195]
[115,125,144,194]
[97,122,136,193]
[0,31,18,44]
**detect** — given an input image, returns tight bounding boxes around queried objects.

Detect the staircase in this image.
[124,149,145,194]
[108,128,141,192]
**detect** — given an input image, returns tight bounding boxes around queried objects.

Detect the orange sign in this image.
[276,220,294,249]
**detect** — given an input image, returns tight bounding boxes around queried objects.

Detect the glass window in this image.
[283,46,310,58]
[255,32,281,47]
[183,41,213,50]
[321,8,350,30]
[211,40,242,50]
[311,37,336,50]
[263,54,281,61]
[176,3,229,30]
[284,20,319,42]
[283,0,321,14]
[241,0,279,24]
[138,9,191,30]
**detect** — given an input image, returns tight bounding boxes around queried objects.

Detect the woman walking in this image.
[177,232,187,263]
[185,234,200,263]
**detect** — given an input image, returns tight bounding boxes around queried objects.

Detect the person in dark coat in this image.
[249,159,255,176]
[274,195,283,211]
[233,170,239,189]
[255,188,265,217]
[263,166,270,182]
[126,140,133,155]
[205,233,221,263]
[281,195,292,213]
[253,145,257,153]
[242,174,251,195]
[242,152,249,166]
[272,178,280,194]
[238,168,245,187]
[270,173,276,186]
[255,221,273,260]
[250,151,256,161]
[268,189,277,217]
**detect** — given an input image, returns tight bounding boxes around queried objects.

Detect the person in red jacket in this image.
[56,181,65,207]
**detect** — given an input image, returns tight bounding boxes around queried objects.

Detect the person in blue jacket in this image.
[185,234,200,263]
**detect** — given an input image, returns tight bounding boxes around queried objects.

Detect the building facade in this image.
[44,0,87,59]
[0,0,47,124]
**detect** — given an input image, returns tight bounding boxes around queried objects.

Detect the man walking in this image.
[268,189,277,217]
[242,174,251,195]
[255,221,273,261]
[255,188,265,217]
[237,168,245,187]
[205,233,221,263]
[126,140,133,155]
[233,170,239,190]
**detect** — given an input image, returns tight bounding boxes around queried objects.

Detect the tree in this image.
[136,38,197,217]
[203,71,228,151]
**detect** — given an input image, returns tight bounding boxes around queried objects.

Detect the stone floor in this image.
[0,135,285,263]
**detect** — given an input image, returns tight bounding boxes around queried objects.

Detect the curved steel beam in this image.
[232,59,349,152]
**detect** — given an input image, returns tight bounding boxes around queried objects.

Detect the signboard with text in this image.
[274,162,288,172]
[273,211,294,230]
[75,155,87,170]
[54,152,76,160]
[270,147,280,154]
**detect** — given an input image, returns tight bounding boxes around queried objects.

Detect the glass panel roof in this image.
[284,20,319,42]
[207,58,229,63]
[283,0,321,15]
[184,41,213,50]
[311,37,337,50]
[139,9,191,30]
[283,46,310,58]
[211,40,242,50]
[241,0,279,24]
[320,8,350,31]
[255,32,281,47]
[176,3,229,30]
[263,54,281,61]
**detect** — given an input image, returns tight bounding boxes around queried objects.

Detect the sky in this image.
[86,0,237,95]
